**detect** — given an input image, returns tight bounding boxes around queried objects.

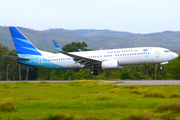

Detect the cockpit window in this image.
[164,50,170,53]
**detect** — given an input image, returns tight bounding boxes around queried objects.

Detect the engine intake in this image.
[101,60,124,70]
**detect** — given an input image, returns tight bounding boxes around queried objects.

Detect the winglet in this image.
[78,49,82,52]
[53,40,63,52]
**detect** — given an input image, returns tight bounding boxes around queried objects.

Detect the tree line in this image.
[0,42,180,80]
[1,26,180,54]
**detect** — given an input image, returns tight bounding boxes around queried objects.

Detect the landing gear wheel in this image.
[94,70,98,75]
[90,70,94,75]
[90,70,98,75]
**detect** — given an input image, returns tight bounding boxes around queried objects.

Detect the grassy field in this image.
[0,80,180,120]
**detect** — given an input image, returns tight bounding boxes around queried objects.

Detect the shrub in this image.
[45,114,74,120]
[0,103,15,112]
[96,96,111,101]
[131,90,143,94]
[69,80,98,86]
[157,111,175,120]
[144,91,165,98]
[169,93,180,98]
[84,116,99,120]
[124,86,137,89]
[156,103,180,113]
[15,81,29,84]
[124,111,153,120]
[40,81,50,84]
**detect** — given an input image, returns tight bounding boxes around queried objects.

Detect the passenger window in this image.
[164,50,170,53]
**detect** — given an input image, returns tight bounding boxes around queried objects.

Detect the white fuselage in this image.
[31,47,178,69]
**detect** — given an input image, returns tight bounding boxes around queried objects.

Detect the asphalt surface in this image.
[108,80,180,85]
[0,80,180,85]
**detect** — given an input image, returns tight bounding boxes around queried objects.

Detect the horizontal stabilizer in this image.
[3,55,29,60]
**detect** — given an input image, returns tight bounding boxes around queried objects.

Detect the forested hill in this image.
[0,26,180,53]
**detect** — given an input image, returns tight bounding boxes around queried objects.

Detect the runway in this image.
[107,80,180,85]
[0,80,180,85]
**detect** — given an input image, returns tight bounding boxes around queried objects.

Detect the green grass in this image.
[156,103,180,113]
[144,91,166,98]
[0,81,180,119]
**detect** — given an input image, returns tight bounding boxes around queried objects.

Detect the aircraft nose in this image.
[171,52,178,59]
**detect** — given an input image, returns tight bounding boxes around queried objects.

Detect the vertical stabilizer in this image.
[9,27,41,56]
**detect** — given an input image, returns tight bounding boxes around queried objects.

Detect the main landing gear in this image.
[90,70,98,75]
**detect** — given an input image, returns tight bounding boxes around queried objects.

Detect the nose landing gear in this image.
[160,66,163,70]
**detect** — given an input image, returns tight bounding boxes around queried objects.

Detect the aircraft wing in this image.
[3,55,29,60]
[61,51,101,67]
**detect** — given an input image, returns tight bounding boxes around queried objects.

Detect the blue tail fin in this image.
[9,27,41,56]
[53,40,63,52]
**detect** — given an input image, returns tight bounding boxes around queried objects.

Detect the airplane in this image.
[4,27,179,75]
[53,40,82,52]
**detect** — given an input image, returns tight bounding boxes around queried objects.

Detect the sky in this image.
[1,0,180,33]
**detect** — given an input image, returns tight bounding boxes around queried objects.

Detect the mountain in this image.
[72,29,137,38]
[0,26,180,53]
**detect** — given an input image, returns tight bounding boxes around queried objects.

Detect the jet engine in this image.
[101,60,124,70]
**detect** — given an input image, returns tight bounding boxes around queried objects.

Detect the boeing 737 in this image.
[4,27,178,75]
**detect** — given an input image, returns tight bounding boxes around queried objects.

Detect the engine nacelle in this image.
[101,60,124,70]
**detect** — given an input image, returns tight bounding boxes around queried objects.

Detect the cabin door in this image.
[38,57,43,65]
[155,49,159,57]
